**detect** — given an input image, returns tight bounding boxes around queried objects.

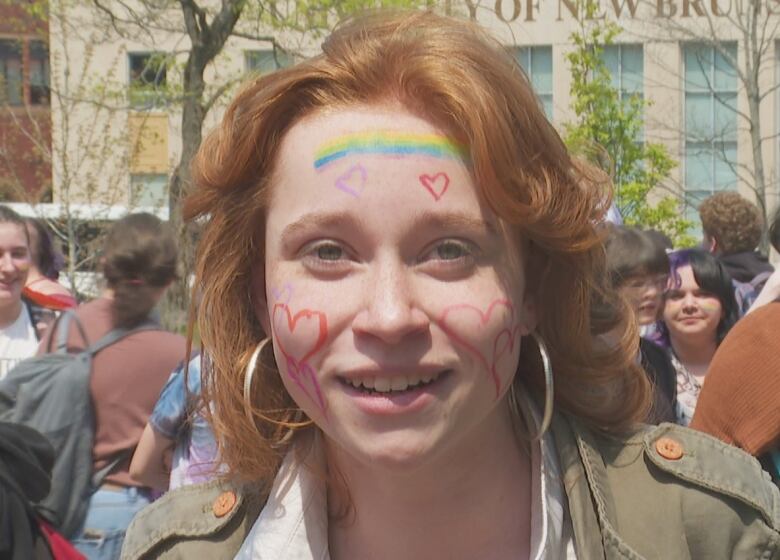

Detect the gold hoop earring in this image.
[244,338,272,424]
[530,331,554,440]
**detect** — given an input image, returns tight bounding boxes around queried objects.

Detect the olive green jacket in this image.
[121,415,780,559]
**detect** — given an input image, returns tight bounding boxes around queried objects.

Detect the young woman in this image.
[656,249,738,426]
[40,213,188,560]
[604,225,676,423]
[129,354,221,492]
[123,11,779,559]
[0,206,38,378]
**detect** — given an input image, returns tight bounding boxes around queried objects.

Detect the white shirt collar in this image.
[235,394,575,560]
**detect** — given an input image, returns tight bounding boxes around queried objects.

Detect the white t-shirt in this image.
[0,305,38,380]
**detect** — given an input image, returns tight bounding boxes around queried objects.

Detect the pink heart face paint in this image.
[261,105,535,469]
[662,264,723,345]
[437,300,522,396]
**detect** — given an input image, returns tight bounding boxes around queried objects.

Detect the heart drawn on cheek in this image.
[335,164,368,198]
[272,303,329,414]
[419,172,450,201]
[437,299,521,397]
[285,357,327,416]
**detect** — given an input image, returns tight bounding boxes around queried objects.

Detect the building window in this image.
[603,44,643,103]
[128,52,168,109]
[683,43,738,225]
[0,40,23,106]
[245,49,292,74]
[513,46,553,119]
[130,173,168,207]
[29,40,49,106]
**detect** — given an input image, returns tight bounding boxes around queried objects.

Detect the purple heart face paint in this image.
[662,264,723,345]
[260,105,535,470]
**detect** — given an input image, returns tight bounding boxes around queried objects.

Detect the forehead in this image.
[267,105,492,226]
[0,222,28,246]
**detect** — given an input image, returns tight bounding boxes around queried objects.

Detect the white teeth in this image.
[391,376,409,391]
[347,371,444,392]
[373,377,391,393]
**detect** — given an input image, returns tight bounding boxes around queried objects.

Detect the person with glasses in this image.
[604,225,676,423]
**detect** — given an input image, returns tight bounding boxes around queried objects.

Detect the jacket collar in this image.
[551,413,658,560]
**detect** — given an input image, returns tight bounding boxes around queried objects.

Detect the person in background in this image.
[0,206,38,378]
[746,204,780,314]
[22,218,76,336]
[129,353,221,492]
[40,213,188,560]
[699,192,773,314]
[656,249,738,426]
[690,302,780,486]
[691,204,780,485]
[604,225,676,423]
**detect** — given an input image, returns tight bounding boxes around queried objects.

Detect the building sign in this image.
[453,0,780,22]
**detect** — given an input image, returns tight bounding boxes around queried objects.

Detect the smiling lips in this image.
[342,370,445,394]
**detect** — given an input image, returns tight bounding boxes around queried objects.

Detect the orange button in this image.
[212,491,237,518]
[655,437,684,460]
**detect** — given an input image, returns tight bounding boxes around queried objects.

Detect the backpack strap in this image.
[90,448,133,491]
[49,310,89,354]
[84,320,160,357]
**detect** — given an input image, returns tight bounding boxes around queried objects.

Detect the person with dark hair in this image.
[0,206,38,378]
[21,218,76,335]
[39,213,188,560]
[604,226,675,423]
[122,11,778,559]
[656,249,739,426]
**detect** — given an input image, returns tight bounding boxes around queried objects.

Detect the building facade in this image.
[49,0,780,233]
[0,2,50,201]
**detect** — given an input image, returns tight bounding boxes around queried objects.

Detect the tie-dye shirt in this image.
[150,355,221,490]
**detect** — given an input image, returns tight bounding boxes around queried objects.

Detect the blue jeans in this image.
[71,488,151,560]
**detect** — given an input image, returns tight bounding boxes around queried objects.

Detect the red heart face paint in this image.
[261,105,535,469]
[272,303,329,415]
[437,300,522,396]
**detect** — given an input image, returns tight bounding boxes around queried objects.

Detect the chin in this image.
[328,430,441,473]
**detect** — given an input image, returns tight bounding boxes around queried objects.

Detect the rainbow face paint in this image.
[313,131,468,170]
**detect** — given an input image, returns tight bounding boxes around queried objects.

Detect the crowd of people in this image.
[0,8,778,560]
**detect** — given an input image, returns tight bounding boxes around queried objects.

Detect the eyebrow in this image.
[411,209,500,237]
[280,211,368,242]
[279,209,498,243]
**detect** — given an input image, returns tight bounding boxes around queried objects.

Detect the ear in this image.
[250,260,272,337]
[704,234,718,254]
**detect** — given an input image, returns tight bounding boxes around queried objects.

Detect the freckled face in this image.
[662,265,722,345]
[259,105,535,470]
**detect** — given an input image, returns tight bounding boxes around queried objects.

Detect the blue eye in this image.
[435,241,470,260]
[316,244,344,261]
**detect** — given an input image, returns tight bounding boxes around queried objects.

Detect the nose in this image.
[351,257,429,345]
[681,292,699,313]
[0,253,14,273]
